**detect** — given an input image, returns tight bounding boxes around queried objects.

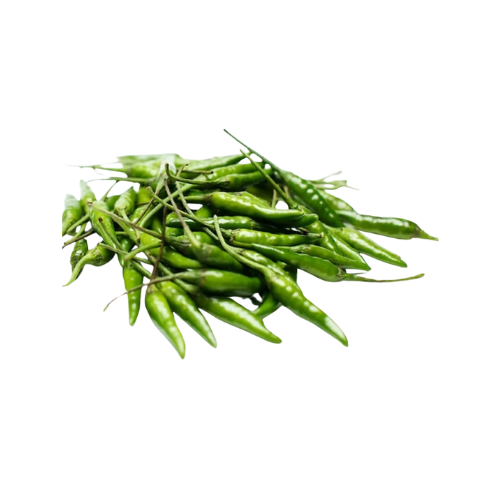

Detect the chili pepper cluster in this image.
[62,130,437,358]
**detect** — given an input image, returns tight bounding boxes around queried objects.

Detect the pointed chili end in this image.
[206,334,218,348]
[418,229,439,241]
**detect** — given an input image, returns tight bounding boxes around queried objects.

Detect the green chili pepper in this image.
[285,244,370,271]
[253,267,297,319]
[328,227,408,268]
[338,211,439,242]
[177,269,263,297]
[157,282,216,347]
[229,228,321,247]
[250,243,344,282]
[63,243,114,286]
[105,195,121,211]
[62,195,83,236]
[119,237,143,326]
[136,186,152,206]
[245,184,274,205]
[193,294,281,344]
[194,205,214,218]
[214,217,347,346]
[79,180,96,215]
[69,239,88,279]
[130,204,151,225]
[165,215,272,231]
[145,285,186,359]
[299,205,371,272]
[182,153,245,172]
[114,187,137,217]
[184,191,317,227]
[89,200,121,249]
[140,233,204,269]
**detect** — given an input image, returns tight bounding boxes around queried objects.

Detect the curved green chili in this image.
[145,285,186,359]
[63,243,114,286]
[119,237,143,326]
[214,216,347,346]
[62,195,83,236]
[329,227,407,268]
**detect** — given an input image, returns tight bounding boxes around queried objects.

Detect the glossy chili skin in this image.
[200,170,267,191]
[300,206,371,271]
[64,243,114,286]
[253,267,297,319]
[230,229,321,247]
[250,243,345,282]
[220,245,347,346]
[89,200,121,248]
[130,204,151,225]
[140,233,204,269]
[329,227,408,268]
[105,195,121,211]
[193,294,281,343]
[62,195,83,236]
[79,180,96,215]
[166,215,272,231]
[265,268,347,345]
[119,237,143,326]
[158,281,216,347]
[70,239,88,278]
[178,269,263,297]
[145,285,186,359]
[181,153,245,173]
[285,244,371,271]
[184,192,317,226]
[274,169,343,227]
[155,213,183,237]
[245,185,274,205]
[194,205,214,218]
[114,187,137,216]
[338,211,439,241]
[136,186,152,206]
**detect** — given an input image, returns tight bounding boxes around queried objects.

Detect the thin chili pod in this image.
[178,269,264,297]
[136,186,152,206]
[285,244,371,271]
[193,294,281,344]
[70,239,88,279]
[184,191,317,227]
[299,205,371,272]
[63,243,114,287]
[329,227,408,268]
[140,233,204,269]
[145,285,186,359]
[158,282,216,348]
[250,243,345,282]
[245,185,275,206]
[253,267,297,319]
[79,180,96,215]
[120,237,143,326]
[106,195,121,211]
[114,187,137,217]
[165,215,272,231]
[229,228,322,247]
[338,211,439,242]
[194,205,214,218]
[214,218,347,346]
[62,195,83,236]
[275,169,343,228]
[89,200,121,249]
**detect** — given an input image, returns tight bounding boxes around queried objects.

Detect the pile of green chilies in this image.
[62,130,437,358]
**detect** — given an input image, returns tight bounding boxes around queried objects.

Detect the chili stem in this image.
[62,229,94,249]
[103,272,186,312]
